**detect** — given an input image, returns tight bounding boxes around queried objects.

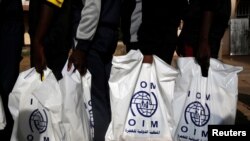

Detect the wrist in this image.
[76,39,91,52]
[199,36,209,42]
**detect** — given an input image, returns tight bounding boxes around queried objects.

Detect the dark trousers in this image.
[87,26,118,141]
[0,21,24,140]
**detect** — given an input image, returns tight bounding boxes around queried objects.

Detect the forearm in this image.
[199,11,213,42]
[33,4,54,44]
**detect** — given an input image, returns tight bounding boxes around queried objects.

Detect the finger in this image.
[201,66,209,77]
[67,57,73,71]
[41,71,45,81]
[143,55,153,64]
[200,60,210,77]
[79,66,87,76]
[35,67,43,81]
[35,65,41,74]
[76,63,82,74]
[73,67,77,74]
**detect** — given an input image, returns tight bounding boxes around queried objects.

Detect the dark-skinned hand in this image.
[33,40,47,80]
[68,48,87,76]
[196,40,211,77]
[143,55,153,64]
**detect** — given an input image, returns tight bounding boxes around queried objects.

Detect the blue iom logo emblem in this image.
[184,101,210,127]
[130,91,158,117]
[29,109,48,134]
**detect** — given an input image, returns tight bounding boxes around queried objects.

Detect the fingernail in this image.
[41,72,45,81]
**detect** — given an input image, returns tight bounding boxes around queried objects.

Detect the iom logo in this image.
[130,91,158,117]
[184,101,210,127]
[29,109,48,134]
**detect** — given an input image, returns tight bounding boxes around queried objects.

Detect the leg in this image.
[0,21,23,140]
[87,26,117,141]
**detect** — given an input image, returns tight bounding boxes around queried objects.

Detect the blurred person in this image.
[120,0,142,52]
[29,0,72,80]
[68,0,121,141]
[137,0,188,64]
[177,0,233,76]
[0,0,24,139]
[121,0,188,64]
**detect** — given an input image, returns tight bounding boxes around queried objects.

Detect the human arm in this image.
[196,11,213,77]
[195,0,217,77]
[75,0,101,51]
[68,0,101,75]
[32,3,55,80]
[32,0,64,80]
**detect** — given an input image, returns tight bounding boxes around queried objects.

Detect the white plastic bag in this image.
[59,61,93,141]
[0,95,6,130]
[8,68,64,141]
[173,57,243,141]
[105,50,178,141]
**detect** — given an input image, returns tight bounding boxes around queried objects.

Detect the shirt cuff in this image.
[76,39,92,52]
